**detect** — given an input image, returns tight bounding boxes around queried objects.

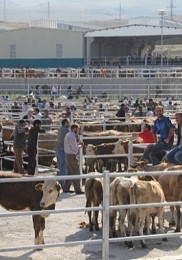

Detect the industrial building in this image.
[0,26,84,68]
[1,17,182,68]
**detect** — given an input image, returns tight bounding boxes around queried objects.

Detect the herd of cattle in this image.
[0,109,182,249]
[85,162,182,248]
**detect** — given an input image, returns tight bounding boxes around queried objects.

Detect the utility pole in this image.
[3,0,6,22]
[48,1,50,20]
[119,3,122,21]
[170,0,175,20]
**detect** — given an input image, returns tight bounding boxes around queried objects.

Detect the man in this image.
[56,119,70,188]
[133,106,146,117]
[64,124,83,194]
[166,112,182,164]
[27,119,45,175]
[116,104,126,122]
[41,109,52,131]
[13,120,28,174]
[142,106,175,165]
[34,107,42,119]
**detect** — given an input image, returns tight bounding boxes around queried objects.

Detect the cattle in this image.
[109,177,137,238]
[85,175,103,231]
[135,161,181,229]
[128,180,165,248]
[84,140,126,173]
[0,172,61,245]
[156,165,182,232]
[83,130,132,146]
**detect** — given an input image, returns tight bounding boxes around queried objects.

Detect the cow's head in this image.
[35,180,61,210]
[85,144,97,155]
[112,139,126,154]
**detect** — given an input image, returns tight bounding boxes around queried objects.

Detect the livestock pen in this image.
[0,171,181,259]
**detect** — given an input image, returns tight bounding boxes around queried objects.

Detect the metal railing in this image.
[0,170,182,259]
[2,67,182,79]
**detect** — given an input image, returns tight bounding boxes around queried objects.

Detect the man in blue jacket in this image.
[142,106,175,165]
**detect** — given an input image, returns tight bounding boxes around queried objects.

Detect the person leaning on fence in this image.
[116,104,126,121]
[165,112,182,165]
[63,124,84,194]
[27,119,45,175]
[56,118,70,188]
[12,120,28,174]
[142,106,175,165]
[132,124,155,144]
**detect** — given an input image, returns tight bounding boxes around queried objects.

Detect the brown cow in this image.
[85,175,103,231]
[109,176,137,238]
[0,172,61,245]
[128,180,165,248]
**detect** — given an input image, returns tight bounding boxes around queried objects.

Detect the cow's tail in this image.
[129,184,138,226]
[85,178,95,211]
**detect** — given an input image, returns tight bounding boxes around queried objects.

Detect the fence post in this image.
[128,141,133,167]
[102,171,110,260]
[35,134,39,176]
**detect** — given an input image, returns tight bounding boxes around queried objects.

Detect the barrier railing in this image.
[2,67,182,79]
[0,170,182,259]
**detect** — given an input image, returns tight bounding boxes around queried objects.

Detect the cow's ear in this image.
[93,146,97,151]
[35,183,43,191]
[56,183,61,191]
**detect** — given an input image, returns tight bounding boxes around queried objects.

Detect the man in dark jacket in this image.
[116,104,126,121]
[27,119,45,175]
[13,120,27,174]
[166,112,182,164]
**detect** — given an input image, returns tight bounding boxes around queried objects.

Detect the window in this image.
[10,44,16,59]
[56,44,63,58]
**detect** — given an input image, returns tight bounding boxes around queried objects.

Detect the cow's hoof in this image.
[175,228,180,233]
[162,237,168,242]
[169,220,176,226]
[127,241,133,248]
[95,226,99,231]
[89,227,94,232]
[151,229,156,234]
[141,242,147,249]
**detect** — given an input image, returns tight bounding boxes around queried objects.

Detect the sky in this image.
[1,0,182,22]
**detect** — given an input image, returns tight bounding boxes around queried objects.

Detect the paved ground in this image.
[0,191,182,260]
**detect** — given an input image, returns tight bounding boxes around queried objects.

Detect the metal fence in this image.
[2,67,182,79]
[0,171,182,259]
[1,83,182,100]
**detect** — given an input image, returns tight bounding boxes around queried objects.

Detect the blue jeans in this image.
[56,148,66,187]
[142,139,173,165]
[166,146,182,165]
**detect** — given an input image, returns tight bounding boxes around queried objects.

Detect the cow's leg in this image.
[109,209,117,237]
[138,213,147,248]
[151,215,156,234]
[175,205,181,232]
[87,200,93,231]
[118,209,127,237]
[158,209,167,241]
[128,211,136,248]
[32,215,45,245]
[94,203,100,231]
[169,206,176,226]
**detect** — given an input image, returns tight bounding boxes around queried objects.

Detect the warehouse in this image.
[0,27,84,68]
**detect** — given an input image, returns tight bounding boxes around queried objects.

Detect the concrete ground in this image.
[0,191,181,260]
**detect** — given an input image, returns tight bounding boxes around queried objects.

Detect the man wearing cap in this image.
[27,119,45,175]
[13,120,28,174]
[166,112,182,164]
